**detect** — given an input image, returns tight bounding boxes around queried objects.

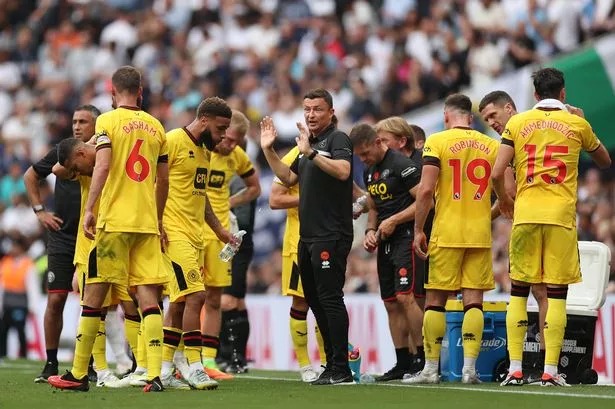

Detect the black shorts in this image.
[377,236,426,301]
[46,253,75,292]
[224,242,254,299]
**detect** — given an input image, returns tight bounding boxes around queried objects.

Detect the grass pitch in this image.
[1,360,614,409]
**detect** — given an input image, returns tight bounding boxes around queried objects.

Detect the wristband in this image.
[33,205,44,213]
[365,228,377,235]
[308,150,318,160]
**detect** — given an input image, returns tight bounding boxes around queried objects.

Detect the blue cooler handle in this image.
[483,313,496,340]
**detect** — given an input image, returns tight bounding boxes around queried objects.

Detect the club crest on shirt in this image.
[318,139,327,148]
[381,169,390,179]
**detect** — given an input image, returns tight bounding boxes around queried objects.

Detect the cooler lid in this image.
[568,241,611,310]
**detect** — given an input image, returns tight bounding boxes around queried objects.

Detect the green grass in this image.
[1,360,614,409]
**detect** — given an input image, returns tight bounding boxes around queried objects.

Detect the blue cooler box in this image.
[440,300,507,382]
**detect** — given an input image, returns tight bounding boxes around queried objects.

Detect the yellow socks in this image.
[162,327,182,364]
[92,314,108,371]
[423,307,446,362]
[290,308,310,367]
[71,306,102,379]
[124,313,141,364]
[544,287,568,373]
[462,305,484,361]
[142,306,163,381]
[201,335,219,362]
[507,285,530,370]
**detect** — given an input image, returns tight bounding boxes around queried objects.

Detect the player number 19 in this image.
[449,158,491,200]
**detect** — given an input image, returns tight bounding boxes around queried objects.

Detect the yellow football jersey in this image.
[423,127,498,247]
[73,175,98,266]
[274,147,300,256]
[163,127,211,247]
[94,106,168,234]
[203,146,254,240]
[502,108,601,228]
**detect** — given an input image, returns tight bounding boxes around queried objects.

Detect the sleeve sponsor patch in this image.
[401,166,417,178]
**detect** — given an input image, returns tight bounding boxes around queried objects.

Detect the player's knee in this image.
[46,292,68,313]
[205,293,222,310]
[291,296,308,311]
[186,291,207,310]
[396,292,416,306]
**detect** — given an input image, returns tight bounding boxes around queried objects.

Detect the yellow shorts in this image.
[76,262,131,307]
[282,253,303,297]
[427,242,494,291]
[203,239,231,287]
[91,230,168,287]
[164,240,205,302]
[509,224,581,285]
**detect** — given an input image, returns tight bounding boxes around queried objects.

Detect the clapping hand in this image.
[260,116,278,150]
[295,122,311,155]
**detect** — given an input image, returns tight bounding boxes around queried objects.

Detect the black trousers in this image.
[0,305,28,358]
[298,239,352,373]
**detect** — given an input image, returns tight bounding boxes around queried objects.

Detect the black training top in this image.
[364,149,421,239]
[32,147,80,256]
[290,124,353,243]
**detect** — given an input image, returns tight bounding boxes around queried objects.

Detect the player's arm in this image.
[230,168,261,209]
[491,166,516,219]
[363,195,379,252]
[413,163,438,259]
[260,116,299,186]
[204,194,231,244]
[269,182,299,210]
[491,143,515,219]
[24,149,63,231]
[51,163,75,180]
[588,144,611,169]
[155,162,169,224]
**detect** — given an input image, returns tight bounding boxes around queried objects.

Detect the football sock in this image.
[92,313,108,371]
[143,306,163,381]
[290,308,310,367]
[462,304,484,361]
[162,327,182,372]
[544,287,568,374]
[183,330,203,365]
[71,306,102,379]
[423,306,446,362]
[507,285,530,367]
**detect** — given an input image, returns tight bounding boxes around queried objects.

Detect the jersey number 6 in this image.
[126,139,150,182]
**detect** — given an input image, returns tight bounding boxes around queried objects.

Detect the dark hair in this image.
[197,97,232,119]
[444,93,472,114]
[349,123,377,146]
[57,137,83,166]
[303,88,333,108]
[532,68,565,100]
[410,124,426,143]
[74,104,101,119]
[111,66,141,94]
[478,91,517,112]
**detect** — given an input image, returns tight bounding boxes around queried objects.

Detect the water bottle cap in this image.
[236,230,247,237]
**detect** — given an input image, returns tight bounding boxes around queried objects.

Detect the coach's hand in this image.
[295,122,311,155]
[83,210,96,240]
[260,116,277,150]
[498,195,514,220]
[377,217,396,240]
[413,230,428,260]
[37,211,63,231]
[363,229,379,253]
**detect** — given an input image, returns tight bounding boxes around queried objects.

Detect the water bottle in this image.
[359,373,376,384]
[353,195,368,215]
[218,230,246,262]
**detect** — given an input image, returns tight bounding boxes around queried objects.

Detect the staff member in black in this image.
[24,105,101,383]
[260,89,354,385]
[351,124,427,381]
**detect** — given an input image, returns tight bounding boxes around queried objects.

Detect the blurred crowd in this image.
[1,0,615,302]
